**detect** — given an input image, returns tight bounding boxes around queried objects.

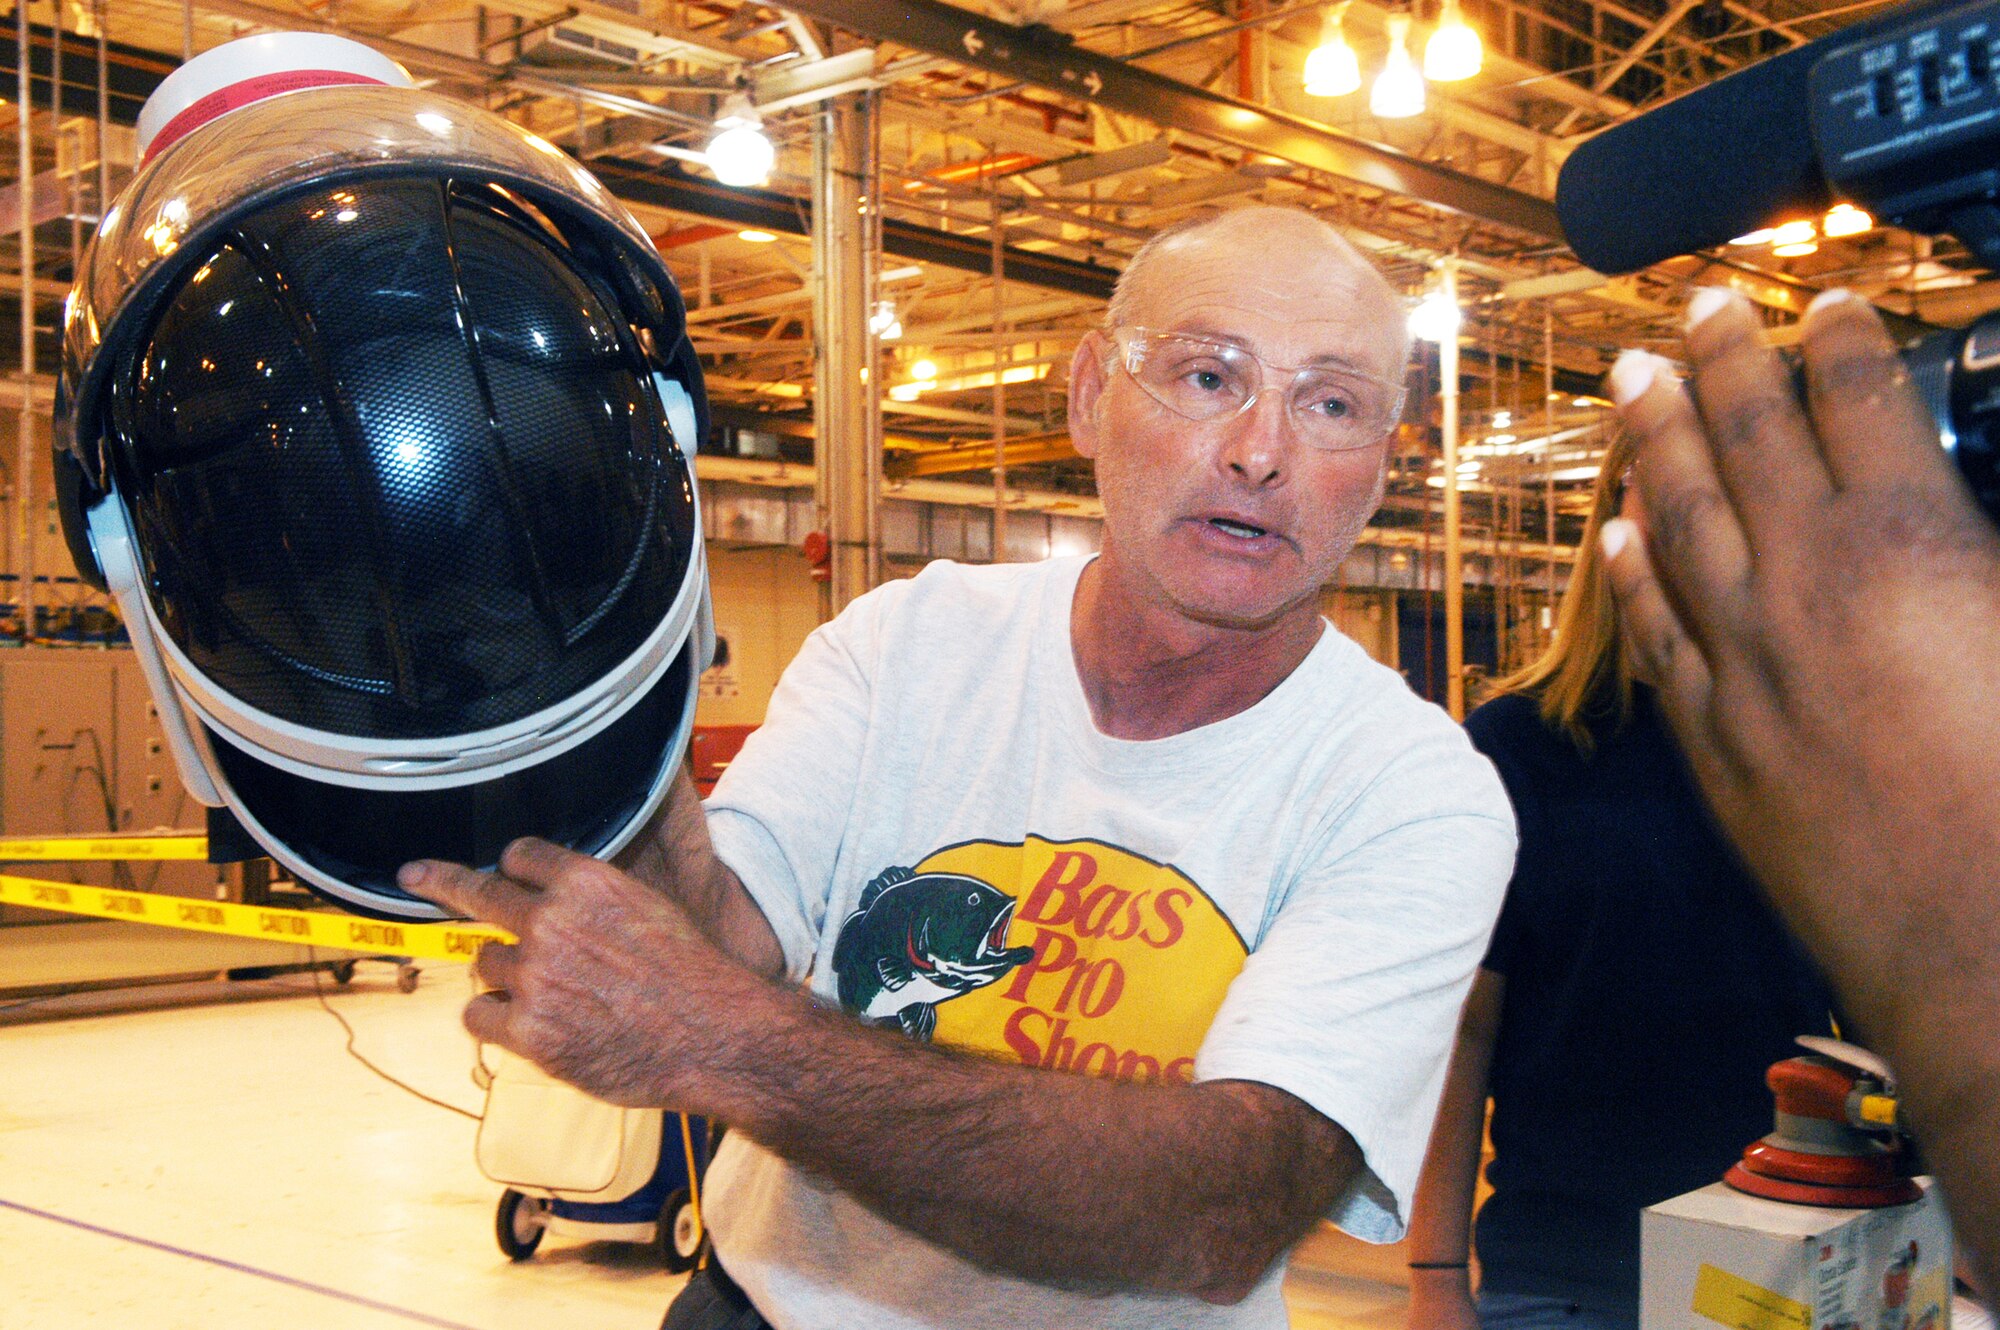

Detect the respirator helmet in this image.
[55,34,713,920]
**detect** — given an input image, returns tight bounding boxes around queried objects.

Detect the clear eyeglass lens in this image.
[1124,332,1400,451]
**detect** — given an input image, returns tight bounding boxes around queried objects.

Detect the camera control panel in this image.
[1810,0,2000,227]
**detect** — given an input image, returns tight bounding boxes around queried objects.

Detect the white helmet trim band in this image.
[198,638,703,921]
[85,497,223,806]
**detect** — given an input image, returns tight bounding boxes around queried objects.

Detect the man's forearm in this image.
[703,980,1361,1302]
[408,840,1361,1300]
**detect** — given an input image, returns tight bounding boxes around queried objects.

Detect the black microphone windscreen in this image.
[1556,43,1831,274]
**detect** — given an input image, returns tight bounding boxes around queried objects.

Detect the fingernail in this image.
[1685,286,1735,331]
[1600,516,1635,562]
[397,862,430,889]
[1608,349,1662,407]
[1806,286,1856,318]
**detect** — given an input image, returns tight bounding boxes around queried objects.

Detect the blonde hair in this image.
[1492,428,1637,753]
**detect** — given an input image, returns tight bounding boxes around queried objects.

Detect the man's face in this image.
[1071,224,1407,632]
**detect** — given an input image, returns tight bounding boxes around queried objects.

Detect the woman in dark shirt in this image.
[1403,431,1834,1330]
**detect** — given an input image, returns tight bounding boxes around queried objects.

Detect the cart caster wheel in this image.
[657,1186,703,1273]
[330,960,358,985]
[396,965,420,994]
[495,1188,548,1261]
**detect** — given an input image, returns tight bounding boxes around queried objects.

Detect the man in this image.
[1600,285,2000,1288]
[403,205,1516,1328]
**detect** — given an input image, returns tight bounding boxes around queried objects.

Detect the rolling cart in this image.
[475,1045,714,1271]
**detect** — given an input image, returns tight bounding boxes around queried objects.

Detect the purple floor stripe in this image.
[0,1195,489,1329]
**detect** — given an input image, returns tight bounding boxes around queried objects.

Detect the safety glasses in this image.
[1111,326,1407,451]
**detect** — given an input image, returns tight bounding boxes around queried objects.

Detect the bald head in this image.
[1106,207,1409,369]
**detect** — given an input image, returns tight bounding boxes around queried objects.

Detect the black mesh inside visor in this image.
[208,642,693,919]
[108,176,698,740]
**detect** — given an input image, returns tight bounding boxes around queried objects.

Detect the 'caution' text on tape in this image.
[0,872,511,962]
[0,834,209,862]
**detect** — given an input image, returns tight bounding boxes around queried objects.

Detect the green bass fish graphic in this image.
[832,866,1036,1041]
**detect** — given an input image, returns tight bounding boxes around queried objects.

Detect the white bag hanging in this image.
[474,1046,663,1203]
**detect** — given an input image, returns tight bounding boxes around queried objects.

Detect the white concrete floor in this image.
[0,956,1409,1330]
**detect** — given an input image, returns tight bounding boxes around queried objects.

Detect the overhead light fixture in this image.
[1371,13,1426,119]
[1424,0,1483,81]
[1304,2,1362,97]
[1408,286,1460,342]
[1730,227,1776,246]
[707,91,775,189]
[1823,202,1873,237]
[1770,218,1819,257]
[737,229,778,243]
[869,300,903,340]
[891,359,938,402]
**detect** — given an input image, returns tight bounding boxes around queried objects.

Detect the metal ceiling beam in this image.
[198,0,712,130]
[473,0,745,65]
[1721,0,1811,48]
[0,19,1119,310]
[888,431,1079,477]
[1550,0,1703,135]
[770,0,1565,242]
[592,161,1120,299]
[0,23,168,124]
[195,0,498,83]
[753,47,878,112]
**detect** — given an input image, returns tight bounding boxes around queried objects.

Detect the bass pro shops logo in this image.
[831,837,1248,1084]
[832,866,1037,1040]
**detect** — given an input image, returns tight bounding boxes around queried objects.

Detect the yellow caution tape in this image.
[0,833,209,861]
[0,872,511,962]
[1691,1263,1810,1330]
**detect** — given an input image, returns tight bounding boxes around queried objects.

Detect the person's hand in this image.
[1598,286,2000,1009]
[399,838,776,1110]
[1404,1266,1478,1330]
[1599,285,2000,1290]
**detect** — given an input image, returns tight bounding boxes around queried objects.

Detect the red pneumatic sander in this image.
[1724,1036,1921,1209]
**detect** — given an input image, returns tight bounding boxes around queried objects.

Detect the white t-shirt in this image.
[702,555,1515,1330]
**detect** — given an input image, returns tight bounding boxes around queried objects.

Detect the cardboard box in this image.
[1641,1179,1952,1330]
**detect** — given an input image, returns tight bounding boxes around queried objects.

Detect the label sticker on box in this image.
[1692,1263,1812,1330]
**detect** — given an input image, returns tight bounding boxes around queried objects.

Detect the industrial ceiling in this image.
[0,0,1968,615]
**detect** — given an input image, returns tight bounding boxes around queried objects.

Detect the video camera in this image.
[1555,0,2000,514]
